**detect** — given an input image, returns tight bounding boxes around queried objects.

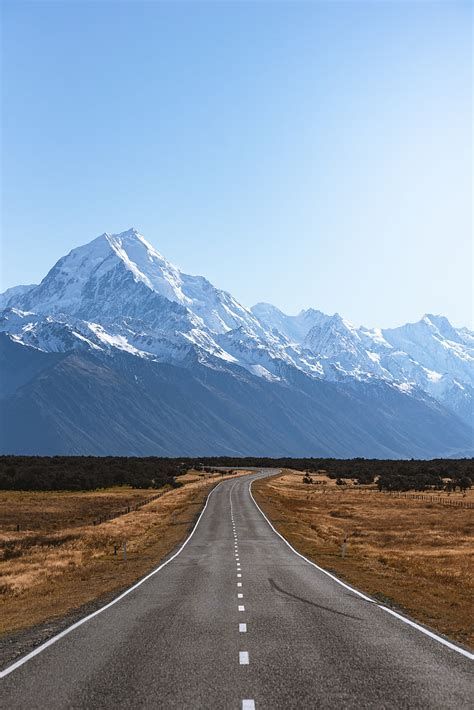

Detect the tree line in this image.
[0,456,186,491]
[0,455,472,492]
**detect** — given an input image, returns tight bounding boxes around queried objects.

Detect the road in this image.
[1,470,472,708]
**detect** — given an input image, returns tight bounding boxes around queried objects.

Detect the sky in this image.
[1,0,472,329]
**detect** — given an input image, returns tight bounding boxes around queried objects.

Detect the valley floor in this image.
[0,471,245,647]
[252,471,474,649]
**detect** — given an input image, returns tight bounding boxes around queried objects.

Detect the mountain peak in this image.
[1,227,473,446]
[104,228,166,261]
[252,302,283,315]
[422,313,452,329]
[107,227,145,244]
[101,227,140,238]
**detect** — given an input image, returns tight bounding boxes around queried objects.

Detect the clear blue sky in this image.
[2,1,472,328]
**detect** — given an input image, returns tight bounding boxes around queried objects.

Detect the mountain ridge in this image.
[1,228,472,457]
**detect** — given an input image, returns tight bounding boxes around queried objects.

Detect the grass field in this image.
[0,471,244,636]
[253,470,474,649]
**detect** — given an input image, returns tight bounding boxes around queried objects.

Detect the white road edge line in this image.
[249,477,474,661]
[0,479,228,679]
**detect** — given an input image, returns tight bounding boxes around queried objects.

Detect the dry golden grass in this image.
[0,471,248,636]
[253,470,474,649]
[0,487,168,532]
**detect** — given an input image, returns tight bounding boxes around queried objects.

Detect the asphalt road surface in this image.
[1,470,472,709]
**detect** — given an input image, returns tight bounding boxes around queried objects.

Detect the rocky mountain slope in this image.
[1,228,472,457]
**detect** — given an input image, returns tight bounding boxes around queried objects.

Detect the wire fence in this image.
[347,487,473,509]
[380,490,474,509]
[92,492,164,526]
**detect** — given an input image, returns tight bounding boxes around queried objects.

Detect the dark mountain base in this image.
[1,337,472,458]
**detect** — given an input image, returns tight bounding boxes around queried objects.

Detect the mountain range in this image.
[1,228,472,457]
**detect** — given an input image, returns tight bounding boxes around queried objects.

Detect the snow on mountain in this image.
[215,324,324,381]
[0,284,36,310]
[297,311,473,424]
[1,228,472,429]
[382,315,474,386]
[3,229,323,375]
[303,314,390,380]
[252,303,330,343]
[251,299,473,425]
[457,327,474,348]
[14,230,186,315]
[15,229,261,336]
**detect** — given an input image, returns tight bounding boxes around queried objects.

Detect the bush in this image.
[0,456,472,492]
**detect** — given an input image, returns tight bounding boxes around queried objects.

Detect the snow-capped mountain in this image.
[1,228,472,457]
[16,229,263,335]
[252,303,330,343]
[254,303,474,425]
[5,229,326,379]
[0,284,36,310]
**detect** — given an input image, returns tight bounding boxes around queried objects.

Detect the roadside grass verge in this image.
[0,471,244,636]
[252,470,474,649]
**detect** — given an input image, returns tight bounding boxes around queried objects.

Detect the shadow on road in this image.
[269,578,363,621]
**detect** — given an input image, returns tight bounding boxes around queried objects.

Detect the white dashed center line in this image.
[230,484,253,705]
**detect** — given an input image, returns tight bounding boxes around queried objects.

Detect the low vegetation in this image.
[1,456,472,492]
[0,470,242,637]
[253,470,474,649]
[0,456,186,490]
